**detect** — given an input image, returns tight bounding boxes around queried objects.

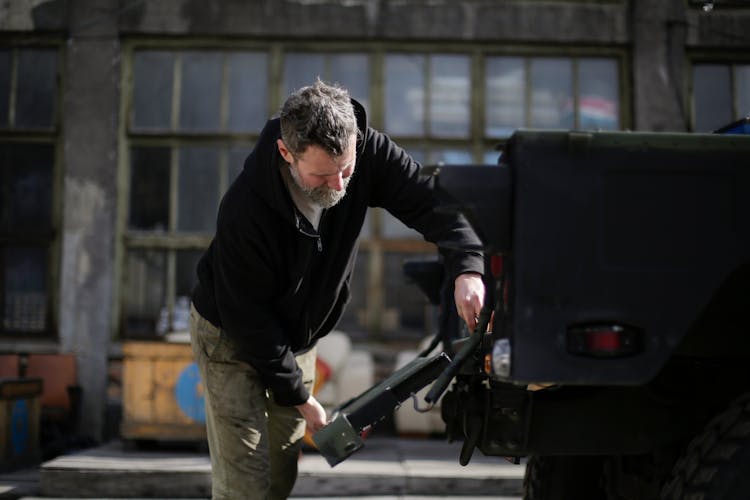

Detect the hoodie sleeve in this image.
[363,127,485,280]
[211,196,309,407]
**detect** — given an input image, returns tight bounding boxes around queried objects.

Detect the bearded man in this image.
[189,79,485,499]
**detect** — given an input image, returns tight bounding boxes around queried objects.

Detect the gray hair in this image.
[279,79,358,157]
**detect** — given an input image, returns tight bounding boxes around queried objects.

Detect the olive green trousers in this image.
[189,304,316,500]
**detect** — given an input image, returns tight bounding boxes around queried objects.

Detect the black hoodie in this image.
[192,100,483,406]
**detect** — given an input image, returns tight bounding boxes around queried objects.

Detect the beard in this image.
[288,163,351,209]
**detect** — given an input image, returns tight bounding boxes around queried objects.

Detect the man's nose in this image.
[328,173,344,191]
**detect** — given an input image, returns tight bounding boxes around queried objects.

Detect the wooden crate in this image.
[121,341,206,441]
[0,377,42,470]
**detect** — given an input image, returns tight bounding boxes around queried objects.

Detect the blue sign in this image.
[175,362,206,422]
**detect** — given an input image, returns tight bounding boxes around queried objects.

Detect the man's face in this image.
[277,136,357,209]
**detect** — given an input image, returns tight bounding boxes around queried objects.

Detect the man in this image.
[190,80,485,499]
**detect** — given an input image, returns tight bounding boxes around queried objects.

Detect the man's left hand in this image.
[454,272,485,332]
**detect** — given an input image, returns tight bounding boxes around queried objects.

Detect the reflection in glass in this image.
[485,57,525,137]
[694,65,732,132]
[0,50,9,127]
[579,59,619,130]
[228,52,268,131]
[530,58,573,129]
[1,144,53,232]
[124,249,166,337]
[15,49,57,129]
[129,147,170,231]
[132,51,174,129]
[330,53,370,112]
[3,246,47,332]
[177,147,219,232]
[284,53,325,97]
[430,55,470,138]
[180,51,222,131]
[385,54,425,136]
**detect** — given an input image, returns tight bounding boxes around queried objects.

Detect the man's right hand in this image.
[295,395,328,433]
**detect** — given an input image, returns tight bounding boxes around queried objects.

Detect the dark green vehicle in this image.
[314,123,750,499]
[422,124,750,499]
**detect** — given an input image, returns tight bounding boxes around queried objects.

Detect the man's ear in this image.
[277,139,294,164]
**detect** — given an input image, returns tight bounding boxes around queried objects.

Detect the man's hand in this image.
[454,272,485,332]
[295,395,328,433]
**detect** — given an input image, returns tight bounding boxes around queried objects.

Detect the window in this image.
[693,63,750,132]
[485,56,621,136]
[283,52,370,112]
[124,48,262,337]
[0,46,60,336]
[123,43,625,340]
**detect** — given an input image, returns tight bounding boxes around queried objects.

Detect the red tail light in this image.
[567,324,641,358]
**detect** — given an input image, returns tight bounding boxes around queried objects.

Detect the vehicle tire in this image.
[523,455,607,500]
[660,392,750,500]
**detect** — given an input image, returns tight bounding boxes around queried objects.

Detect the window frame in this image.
[690,54,750,132]
[0,40,64,339]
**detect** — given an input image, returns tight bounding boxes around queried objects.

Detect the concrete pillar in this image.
[631,0,689,131]
[58,0,120,441]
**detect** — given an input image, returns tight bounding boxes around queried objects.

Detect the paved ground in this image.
[1,435,525,499]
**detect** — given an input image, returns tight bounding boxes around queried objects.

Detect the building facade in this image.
[1,0,749,440]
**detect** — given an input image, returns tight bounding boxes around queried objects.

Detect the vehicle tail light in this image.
[566,324,641,358]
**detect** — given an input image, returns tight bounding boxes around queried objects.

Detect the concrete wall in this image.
[1,0,749,441]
